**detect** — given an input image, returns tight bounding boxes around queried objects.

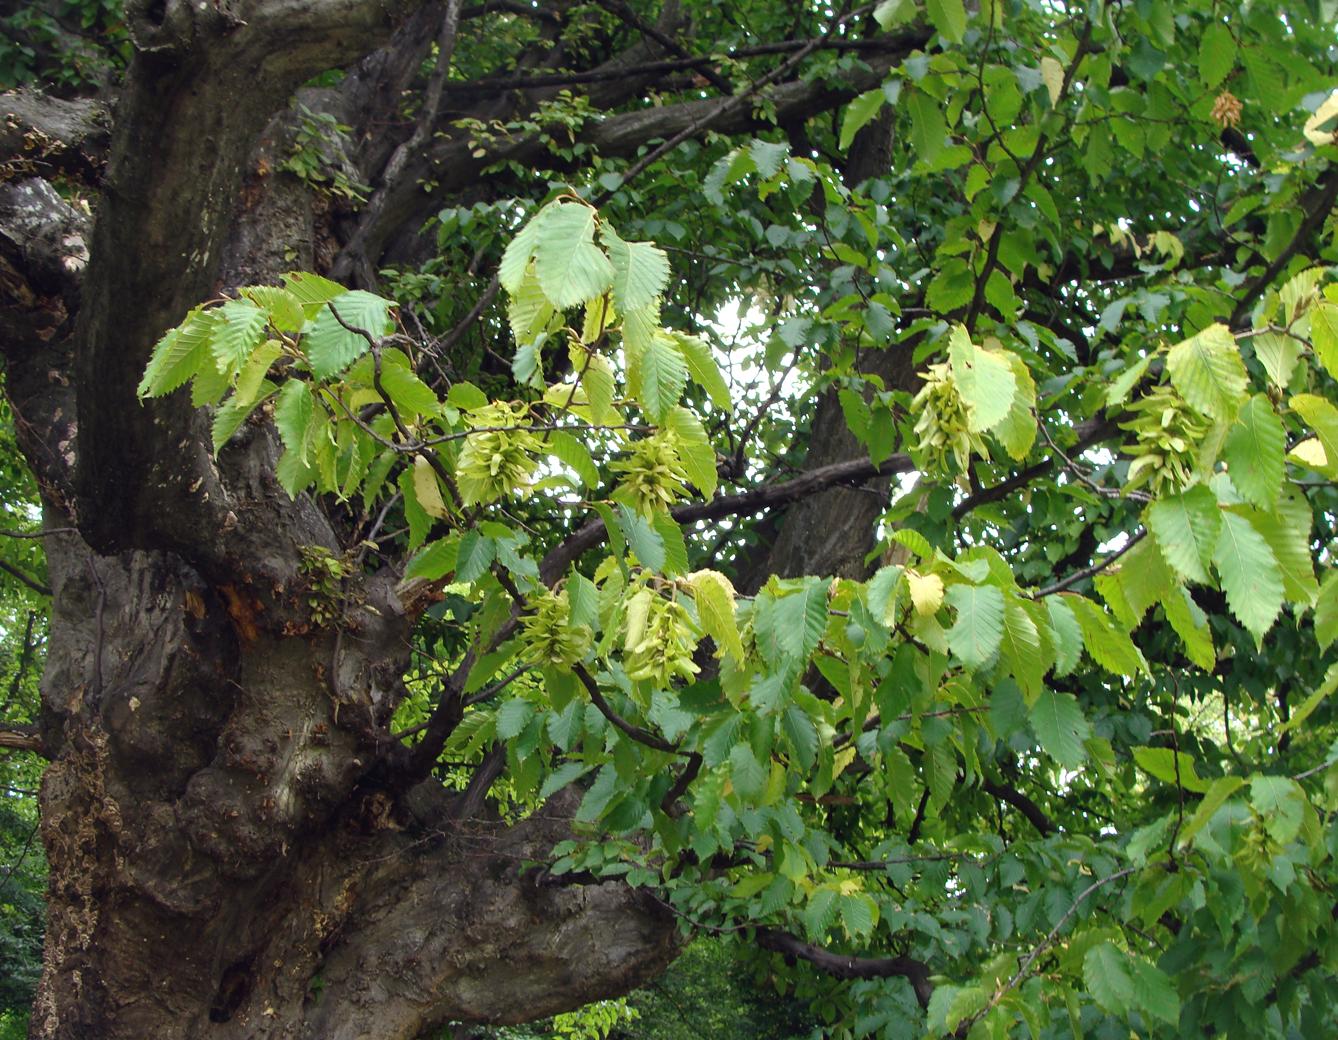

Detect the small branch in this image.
[0,527,78,539]
[0,558,50,596]
[1030,527,1146,599]
[573,663,677,754]
[755,928,934,1008]
[980,776,1054,836]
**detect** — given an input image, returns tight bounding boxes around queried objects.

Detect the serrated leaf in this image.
[867,565,904,626]
[840,89,885,151]
[1148,485,1221,584]
[1251,331,1300,389]
[379,353,440,418]
[672,331,732,412]
[582,354,617,425]
[211,379,276,452]
[1223,394,1284,509]
[1177,775,1244,848]
[782,705,818,771]
[926,0,967,43]
[1317,570,1338,652]
[802,887,838,940]
[241,284,305,333]
[455,529,496,583]
[138,307,217,398]
[638,333,689,421]
[993,352,1037,459]
[908,89,947,165]
[1115,535,1174,622]
[604,229,670,314]
[1133,746,1210,793]
[507,265,554,346]
[663,406,718,498]
[1045,596,1083,676]
[906,569,944,616]
[772,580,829,663]
[498,206,548,294]
[839,893,879,939]
[1040,56,1065,105]
[730,742,767,800]
[1198,23,1236,88]
[274,380,314,458]
[616,504,666,572]
[534,202,613,309]
[1084,943,1135,1017]
[211,298,268,374]
[652,512,688,576]
[1310,302,1338,378]
[282,271,348,315]
[233,340,283,408]
[307,291,394,380]
[1292,394,1338,473]
[949,327,1017,432]
[404,537,459,581]
[1000,596,1045,697]
[945,583,1005,669]
[1163,586,1215,669]
[1065,594,1146,676]
[1166,323,1248,421]
[1213,509,1283,644]
[1246,493,1317,606]
[1030,689,1089,766]
[691,570,744,661]
[546,431,599,487]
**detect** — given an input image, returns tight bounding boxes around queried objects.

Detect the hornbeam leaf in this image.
[1084,943,1136,1018]
[652,512,689,576]
[241,284,305,333]
[533,202,614,309]
[1030,689,1089,766]
[582,354,617,425]
[992,352,1037,460]
[211,298,268,374]
[212,379,276,452]
[282,271,347,315]
[906,570,943,616]
[1198,23,1236,88]
[307,290,394,380]
[672,331,732,412]
[1045,596,1083,676]
[498,206,548,294]
[616,504,666,572]
[840,89,885,151]
[690,570,744,661]
[1291,394,1338,473]
[867,565,904,626]
[603,228,670,314]
[772,579,829,663]
[663,407,718,498]
[1251,331,1300,389]
[412,455,449,519]
[1147,485,1220,584]
[1310,301,1338,378]
[545,431,600,488]
[926,0,967,43]
[1162,587,1215,670]
[638,333,689,421]
[1177,775,1244,848]
[404,537,460,581]
[1065,594,1146,676]
[1166,323,1248,420]
[948,327,1017,432]
[1213,508,1283,644]
[233,340,284,408]
[1000,596,1045,698]
[274,380,314,457]
[945,583,1005,669]
[1223,394,1285,510]
[138,306,217,398]
[1246,491,1317,606]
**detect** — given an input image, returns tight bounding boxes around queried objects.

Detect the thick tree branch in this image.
[755,928,934,1008]
[0,723,43,754]
[981,777,1054,837]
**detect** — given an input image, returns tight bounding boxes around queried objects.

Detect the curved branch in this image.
[755,928,934,1008]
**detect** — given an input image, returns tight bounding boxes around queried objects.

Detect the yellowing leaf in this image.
[1040,56,1065,106]
[906,570,945,615]
[690,570,745,661]
[412,455,449,518]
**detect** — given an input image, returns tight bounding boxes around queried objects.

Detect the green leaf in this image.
[582,354,617,424]
[866,565,904,628]
[1291,394,1338,472]
[1178,776,1244,848]
[638,333,689,421]
[1198,23,1236,88]
[782,705,818,771]
[282,271,347,314]
[1030,689,1089,767]
[1251,331,1300,389]
[241,284,305,333]
[1147,485,1221,584]
[1132,746,1210,793]
[802,887,838,940]
[945,583,1005,669]
[404,537,459,581]
[211,379,275,452]
[949,327,1017,432]
[616,504,666,572]
[1045,596,1083,676]
[652,512,689,576]
[1162,587,1215,670]
[926,0,967,43]
[498,207,548,294]
[1065,594,1146,676]
[1165,323,1248,420]
[1310,302,1338,378]
[307,291,394,380]
[274,380,315,458]
[1317,569,1338,652]
[211,298,268,374]
[908,90,947,165]
[999,596,1045,698]
[663,406,718,498]
[1246,494,1317,606]
[730,742,767,800]
[546,431,600,487]
[604,228,670,314]
[455,529,496,583]
[1213,509,1283,644]
[533,202,614,309]
[993,353,1037,460]
[232,340,283,408]
[379,353,440,418]
[840,89,885,151]
[690,570,744,661]
[1223,394,1284,509]
[1279,662,1338,735]
[1084,943,1135,1017]
[874,0,916,29]
[1127,956,1180,1026]
[771,580,829,663]
[138,307,217,398]
[672,332,732,412]
[839,893,879,939]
